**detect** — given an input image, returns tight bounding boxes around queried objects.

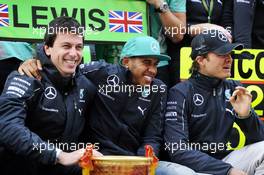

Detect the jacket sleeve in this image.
[136,84,167,156]
[233,0,256,48]
[230,80,264,143]
[164,86,232,175]
[0,72,56,165]
[221,0,233,33]
[235,109,264,144]
[79,60,110,82]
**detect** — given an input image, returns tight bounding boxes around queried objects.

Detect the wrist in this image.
[154,0,164,9]
[55,148,62,164]
[235,108,252,119]
[155,1,169,13]
[228,167,234,175]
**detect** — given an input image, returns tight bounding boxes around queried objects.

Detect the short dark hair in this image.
[189,54,208,74]
[189,60,199,74]
[44,16,84,47]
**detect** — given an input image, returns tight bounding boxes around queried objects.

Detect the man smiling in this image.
[18,35,199,175]
[81,36,169,157]
[0,16,100,175]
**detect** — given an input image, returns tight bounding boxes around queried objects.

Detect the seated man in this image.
[19,36,200,175]
[0,16,101,175]
[164,30,264,175]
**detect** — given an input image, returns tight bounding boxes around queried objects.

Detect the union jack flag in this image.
[109,10,143,33]
[0,4,9,27]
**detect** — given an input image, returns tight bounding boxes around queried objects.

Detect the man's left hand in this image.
[229,86,252,118]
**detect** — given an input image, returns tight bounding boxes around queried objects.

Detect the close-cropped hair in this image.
[44,16,84,47]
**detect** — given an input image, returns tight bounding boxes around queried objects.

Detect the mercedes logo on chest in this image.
[193,93,204,106]
[107,74,119,86]
[44,86,57,100]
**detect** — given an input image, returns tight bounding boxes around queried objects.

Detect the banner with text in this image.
[0,0,148,42]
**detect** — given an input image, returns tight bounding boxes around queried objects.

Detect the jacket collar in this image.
[190,72,223,90]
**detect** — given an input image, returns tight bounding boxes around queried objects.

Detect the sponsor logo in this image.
[193,93,204,106]
[106,74,119,86]
[80,89,84,99]
[138,106,147,116]
[44,86,57,100]
[225,89,231,100]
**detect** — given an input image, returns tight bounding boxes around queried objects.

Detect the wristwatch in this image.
[155,1,169,13]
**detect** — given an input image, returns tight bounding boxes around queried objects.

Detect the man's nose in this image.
[148,65,157,76]
[225,54,232,62]
[69,47,78,57]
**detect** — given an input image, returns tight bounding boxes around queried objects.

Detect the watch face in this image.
[155,2,169,13]
[161,2,169,12]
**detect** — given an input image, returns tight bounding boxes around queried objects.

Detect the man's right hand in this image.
[92,149,103,157]
[57,149,85,166]
[229,168,247,175]
[18,59,43,80]
[57,149,103,166]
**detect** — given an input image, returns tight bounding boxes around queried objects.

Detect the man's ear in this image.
[122,57,130,67]
[44,45,51,56]
[196,55,205,66]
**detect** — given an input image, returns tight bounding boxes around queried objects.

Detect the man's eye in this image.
[143,60,151,65]
[76,45,83,50]
[63,45,70,48]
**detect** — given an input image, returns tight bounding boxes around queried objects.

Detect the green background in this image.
[0,0,148,42]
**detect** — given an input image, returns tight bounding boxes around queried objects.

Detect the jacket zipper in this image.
[213,88,216,96]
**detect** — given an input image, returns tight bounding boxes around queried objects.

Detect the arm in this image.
[234,110,264,144]
[233,0,255,48]
[137,84,167,156]
[147,0,186,43]
[164,87,233,175]
[230,86,264,143]
[79,60,109,82]
[221,0,233,34]
[0,72,56,164]
[18,59,109,85]
[0,72,86,165]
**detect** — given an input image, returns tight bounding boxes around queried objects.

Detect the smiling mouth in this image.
[65,60,77,64]
[144,75,153,82]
